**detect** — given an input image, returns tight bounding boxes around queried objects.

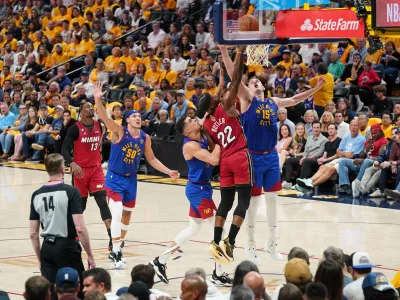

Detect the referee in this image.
[29,153,96,299]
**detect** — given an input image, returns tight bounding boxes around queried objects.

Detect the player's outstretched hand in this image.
[93,82,107,100]
[218,44,228,52]
[70,162,84,179]
[168,170,180,179]
[316,77,326,89]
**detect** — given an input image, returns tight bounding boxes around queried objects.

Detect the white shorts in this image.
[326,158,339,172]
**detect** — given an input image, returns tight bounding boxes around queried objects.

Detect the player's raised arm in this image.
[184,142,221,166]
[93,82,123,139]
[144,135,180,179]
[221,47,246,115]
[276,77,326,108]
[218,45,252,104]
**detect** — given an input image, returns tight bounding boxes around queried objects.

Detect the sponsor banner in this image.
[374,0,400,27]
[275,9,365,38]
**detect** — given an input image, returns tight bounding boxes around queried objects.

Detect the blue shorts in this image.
[105,170,137,210]
[251,150,282,196]
[185,182,216,219]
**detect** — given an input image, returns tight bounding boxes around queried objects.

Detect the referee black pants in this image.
[40,237,85,300]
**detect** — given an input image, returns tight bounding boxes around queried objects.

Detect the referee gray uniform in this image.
[29,183,85,297]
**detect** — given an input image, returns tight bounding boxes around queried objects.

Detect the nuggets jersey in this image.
[241,97,278,152]
[203,105,247,159]
[108,128,146,176]
[184,136,213,183]
[74,121,102,167]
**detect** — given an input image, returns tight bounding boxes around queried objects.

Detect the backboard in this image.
[213,0,366,45]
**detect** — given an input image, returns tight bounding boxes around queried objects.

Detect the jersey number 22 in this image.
[217,126,236,148]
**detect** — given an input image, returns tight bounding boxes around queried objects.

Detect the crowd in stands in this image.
[6,246,399,300]
[0,0,400,187]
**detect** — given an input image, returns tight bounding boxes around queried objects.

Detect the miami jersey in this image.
[203,105,247,159]
[184,136,213,183]
[108,128,147,176]
[74,121,102,167]
[241,97,278,152]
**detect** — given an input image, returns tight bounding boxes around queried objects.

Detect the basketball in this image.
[239,14,259,31]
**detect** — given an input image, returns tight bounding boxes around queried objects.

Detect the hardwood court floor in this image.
[0,163,400,299]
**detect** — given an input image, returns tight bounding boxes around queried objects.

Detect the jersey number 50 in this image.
[217,126,236,148]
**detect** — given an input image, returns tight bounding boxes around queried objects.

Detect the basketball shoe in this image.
[219,238,234,263]
[211,269,233,287]
[110,249,125,269]
[150,257,169,284]
[265,237,283,261]
[245,241,261,266]
[207,241,230,264]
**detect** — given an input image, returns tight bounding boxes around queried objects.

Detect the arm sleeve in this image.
[29,194,40,220]
[62,124,79,163]
[69,186,83,215]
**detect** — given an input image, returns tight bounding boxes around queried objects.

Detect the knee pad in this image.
[93,191,112,221]
[216,188,236,219]
[233,186,252,218]
[81,197,88,212]
[174,217,202,247]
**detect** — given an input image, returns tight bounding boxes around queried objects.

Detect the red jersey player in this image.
[201,45,253,264]
[62,101,113,250]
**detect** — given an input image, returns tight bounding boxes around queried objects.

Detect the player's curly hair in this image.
[196,93,212,119]
[175,117,187,135]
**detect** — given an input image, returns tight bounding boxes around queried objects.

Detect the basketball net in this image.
[246,45,270,66]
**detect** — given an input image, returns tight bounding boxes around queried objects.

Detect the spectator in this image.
[55,109,76,155]
[111,62,133,89]
[143,47,161,69]
[272,65,290,97]
[277,124,292,171]
[243,271,270,300]
[152,110,175,136]
[309,63,334,117]
[184,267,225,300]
[144,59,163,89]
[90,59,109,85]
[54,268,81,300]
[334,111,350,138]
[328,51,344,81]
[130,63,147,88]
[84,291,107,300]
[148,22,166,51]
[371,85,393,116]
[0,103,27,159]
[336,98,355,123]
[277,49,293,77]
[363,272,399,300]
[160,58,178,88]
[320,111,334,137]
[133,85,152,111]
[131,264,171,298]
[180,276,208,300]
[314,260,343,300]
[171,89,196,122]
[0,101,17,136]
[288,247,310,265]
[381,111,394,139]
[372,41,400,82]
[304,110,319,136]
[357,113,371,140]
[283,121,327,189]
[295,77,314,112]
[350,61,380,110]
[23,276,51,300]
[343,252,375,300]
[350,39,368,63]
[230,286,254,300]
[171,47,188,77]
[82,268,118,300]
[299,44,318,65]
[278,283,302,300]
[318,44,331,66]
[304,283,328,300]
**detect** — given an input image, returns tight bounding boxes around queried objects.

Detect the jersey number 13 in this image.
[217,126,236,148]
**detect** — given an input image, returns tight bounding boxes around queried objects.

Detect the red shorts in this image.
[220,149,253,188]
[73,164,105,197]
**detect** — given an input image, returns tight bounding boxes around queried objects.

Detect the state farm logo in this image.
[300,18,360,31]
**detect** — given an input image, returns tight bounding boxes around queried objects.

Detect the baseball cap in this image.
[81,71,88,76]
[17,41,24,46]
[371,124,382,133]
[56,105,64,111]
[347,252,375,269]
[39,104,48,109]
[362,272,398,294]
[163,58,171,64]
[126,36,134,41]
[173,47,180,54]
[284,258,312,284]
[39,81,47,86]
[176,89,185,96]
[55,43,62,48]
[298,76,306,82]
[22,28,29,33]
[55,267,79,288]
[313,52,321,56]
[337,98,347,104]
[283,49,291,54]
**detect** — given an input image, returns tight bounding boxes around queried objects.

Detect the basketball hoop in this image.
[246,44,270,66]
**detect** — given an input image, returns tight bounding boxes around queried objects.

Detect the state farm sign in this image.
[373,0,400,28]
[275,10,365,38]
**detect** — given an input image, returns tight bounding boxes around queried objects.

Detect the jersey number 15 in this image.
[217,126,236,148]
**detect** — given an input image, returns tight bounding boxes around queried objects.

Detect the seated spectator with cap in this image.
[171,47,188,77]
[271,258,313,299]
[336,98,355,123]
[343,252,375,300]
[50,44,69,68]
[160,58,178,88]
[47,67,71,96]
[170,89,196,122]
[23,276,51,300]
[54,268,81,300]
[362,272,399,300]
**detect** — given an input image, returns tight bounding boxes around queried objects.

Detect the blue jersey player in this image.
[93,83,180,269]
[220,45,325,265]
[150,116,233,287]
